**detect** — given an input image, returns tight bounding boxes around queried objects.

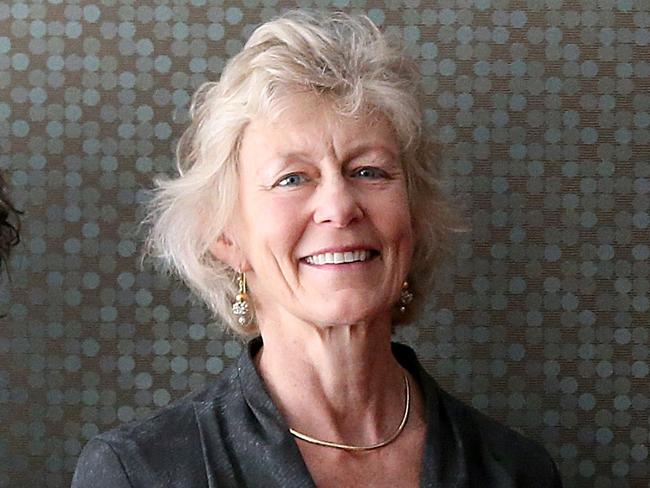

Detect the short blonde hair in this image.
[145,10,458,336]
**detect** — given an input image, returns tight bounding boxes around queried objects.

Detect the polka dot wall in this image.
[0,0,648,486]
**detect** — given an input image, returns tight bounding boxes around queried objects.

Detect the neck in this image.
[256,314,409,446]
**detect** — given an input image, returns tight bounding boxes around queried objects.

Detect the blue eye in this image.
[276,173,308,187]
[354,167,386,179]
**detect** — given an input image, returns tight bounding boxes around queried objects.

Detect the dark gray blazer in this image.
[72,339,563,487]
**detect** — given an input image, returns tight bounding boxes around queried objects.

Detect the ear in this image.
[208,233,251,272]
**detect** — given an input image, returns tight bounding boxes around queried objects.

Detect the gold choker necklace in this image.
[288,373,410,451]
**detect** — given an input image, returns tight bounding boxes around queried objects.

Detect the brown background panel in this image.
[0,1,649,487]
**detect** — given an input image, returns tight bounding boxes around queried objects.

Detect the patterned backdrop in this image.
[1,0,649,486]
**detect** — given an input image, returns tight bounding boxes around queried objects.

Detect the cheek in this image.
[380,192,413,242]
[394,209,415,265]
[242,197,306,263]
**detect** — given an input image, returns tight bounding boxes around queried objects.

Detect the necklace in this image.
[288,373,410,451]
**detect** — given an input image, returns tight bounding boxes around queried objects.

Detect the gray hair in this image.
[144,10,458,337]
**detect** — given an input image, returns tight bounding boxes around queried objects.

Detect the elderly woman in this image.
[73,11,562,488]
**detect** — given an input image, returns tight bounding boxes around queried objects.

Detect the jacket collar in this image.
[193,337,451,488]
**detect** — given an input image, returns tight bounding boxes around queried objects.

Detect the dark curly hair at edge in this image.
[0,173,20,272]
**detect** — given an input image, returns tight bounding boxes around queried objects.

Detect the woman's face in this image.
[228,95,414,330]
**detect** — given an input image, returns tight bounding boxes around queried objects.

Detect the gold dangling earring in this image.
[232,271,250,326]
[398,281,413,313]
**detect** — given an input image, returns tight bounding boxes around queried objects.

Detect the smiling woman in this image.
[142,12,456,337]
[221,99,414,331]
[73,10,562,488]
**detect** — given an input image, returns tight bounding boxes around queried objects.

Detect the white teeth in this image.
[305,250,373,265]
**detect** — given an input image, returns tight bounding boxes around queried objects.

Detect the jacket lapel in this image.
[193,339,316,488]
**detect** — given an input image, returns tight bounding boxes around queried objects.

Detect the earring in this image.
[398,281,413,313]
[232,271,250,326]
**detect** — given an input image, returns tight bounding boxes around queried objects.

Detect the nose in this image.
[312,174,364,227]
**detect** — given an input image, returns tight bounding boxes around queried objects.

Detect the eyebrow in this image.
[273,150,315,162]
[341,143,399,162]
[274,143,398,164]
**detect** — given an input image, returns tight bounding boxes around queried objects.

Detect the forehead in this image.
[240,92,399,159]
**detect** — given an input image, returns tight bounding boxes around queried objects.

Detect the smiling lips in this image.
[304,249,377,265]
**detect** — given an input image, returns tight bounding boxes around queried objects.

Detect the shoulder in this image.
[437,387,562,487]
[73,392,204,487]
[394,342,562,486]
[73,366,240,488]
[72,436,133,488]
